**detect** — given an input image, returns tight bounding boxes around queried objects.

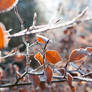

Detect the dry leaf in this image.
[40,82,46,90]
[45,66,52,83]
[45,50,61,64]
[59,68,65,75]
[0,0,19,13]
[69,48,88,62]
[0,23,10,50]
[67,73,73,84]
[30,74,40,87]
[36,34,49,44]
[34,52,43,64]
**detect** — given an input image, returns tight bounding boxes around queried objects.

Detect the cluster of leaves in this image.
[0,1,92,92]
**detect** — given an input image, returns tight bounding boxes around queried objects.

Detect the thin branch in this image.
[0,76,92,88]
[15,71,28,84]
[14,6,24,30]
[8,7,92,38]
[32,12,37,27]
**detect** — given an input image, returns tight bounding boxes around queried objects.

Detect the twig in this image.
[14,6,24,30]
[8,7,92,38]
[0,76,92,88]
[15,71,28,84]
[32,12,37,27]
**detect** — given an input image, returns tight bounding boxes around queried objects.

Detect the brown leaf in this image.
[45,50,61,64]
[45,66,52,83]
[67,73,73,84]
[59,68,65,75]
[30,74,40,87]
[40,82,46,90]
[69,48,88,62]
[34,52,43,64]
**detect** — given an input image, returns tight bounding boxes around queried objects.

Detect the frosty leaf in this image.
[0,0,18,13]
[36,34,49,44]
[30,74,40,87]
[0,22,10,50]
[45,66,52,83]
[69,48,88,62]
[45,50,61,64]
[34,52,43,64]
[67,73,73,84]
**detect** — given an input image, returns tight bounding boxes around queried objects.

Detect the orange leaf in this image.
[36,34,49,44]
[34,52,43,64]
[0,0,18,13]
[0,23,10,50]
[87,47,92,54]
[45,66,52,83]
[45,50,61,64]
[69,48,88,62]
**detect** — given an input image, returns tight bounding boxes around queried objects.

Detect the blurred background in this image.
[0,0,92,92]
[0,0,92,48]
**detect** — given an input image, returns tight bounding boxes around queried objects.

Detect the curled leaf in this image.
[36,34,49,44]
[45,50,61,64]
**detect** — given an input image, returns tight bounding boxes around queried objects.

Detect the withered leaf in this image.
[45,50,61,64]
[67,73,73,84]
[45,66,52,83]
[69,48,88,62]
[34,52,43,64]
[36,34,49,44]
[30,74,40,87]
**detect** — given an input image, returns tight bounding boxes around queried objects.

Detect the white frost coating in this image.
[36,0,67,21]
[0,0,19,13]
